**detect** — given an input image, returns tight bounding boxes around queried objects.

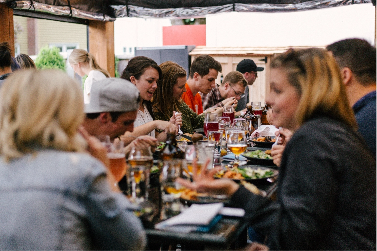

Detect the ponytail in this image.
[87,53,110,78]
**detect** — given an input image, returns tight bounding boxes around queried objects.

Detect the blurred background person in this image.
[153,61,204,134]
[179,48,375,250]
[15,53,36,69]
[0,42,13,86]
[326,38,376,156]
[121,56,179,143]
[69,49,110,104]
[202,70,247,113]
[182,55,222,114]
[0,69,146,250]
[235,59,264,112]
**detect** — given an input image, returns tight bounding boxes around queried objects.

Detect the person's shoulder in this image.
[39,150,107,177]
[88,70,106,79]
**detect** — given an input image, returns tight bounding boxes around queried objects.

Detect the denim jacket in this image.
[0,150,146,250]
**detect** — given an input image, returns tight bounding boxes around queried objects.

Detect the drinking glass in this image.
[227,130,247,164]
[127,146,153,203]
[160,160,185,219]
[218,116,231,138]
[203,112,219,137]
[107,139,126,182]
[222,106,235,125]
[184,145,202,177]
[252,101,263,116]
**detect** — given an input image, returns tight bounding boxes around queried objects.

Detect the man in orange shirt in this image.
[181,55,222,114]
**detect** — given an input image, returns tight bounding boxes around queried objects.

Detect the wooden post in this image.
[0,3,15,56]
[88,20,115,77]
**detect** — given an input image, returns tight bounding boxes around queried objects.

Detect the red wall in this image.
[163,25,206,46]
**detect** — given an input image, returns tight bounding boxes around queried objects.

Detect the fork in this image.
[174,111,183,135]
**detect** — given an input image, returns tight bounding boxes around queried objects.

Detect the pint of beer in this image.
[107,140,126,182]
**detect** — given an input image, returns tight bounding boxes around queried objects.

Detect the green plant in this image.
[35,46,66,71]
[115,56,120,77]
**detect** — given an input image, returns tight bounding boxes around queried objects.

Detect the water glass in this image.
[160,160,185,219]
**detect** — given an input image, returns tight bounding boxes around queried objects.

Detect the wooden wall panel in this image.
[88,21,115,77]
[0,3,15,56]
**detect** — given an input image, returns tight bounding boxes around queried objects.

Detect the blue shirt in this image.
[352,90,376,156]
[0,150,146,250]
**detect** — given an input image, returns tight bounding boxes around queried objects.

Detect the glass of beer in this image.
[107,139,127,182]
[127,146,153,203]
[227,130,247,164]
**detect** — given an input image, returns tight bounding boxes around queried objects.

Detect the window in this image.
[49,43,78,52]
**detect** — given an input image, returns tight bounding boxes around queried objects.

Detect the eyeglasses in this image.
[253,72,258,77]
[230,85,245,98]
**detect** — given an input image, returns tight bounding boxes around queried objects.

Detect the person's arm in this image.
[85,163,146,250]
[122,120,176,145]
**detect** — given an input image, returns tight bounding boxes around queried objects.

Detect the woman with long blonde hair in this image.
[0,69,145,250]
[69,49,110,104]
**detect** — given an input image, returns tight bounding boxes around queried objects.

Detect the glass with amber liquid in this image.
[160,160,185,219]
[227,130,247,163]
[127,146,153,203]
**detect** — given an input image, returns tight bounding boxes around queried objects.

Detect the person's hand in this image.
[270,128,293,167]
[222,97,237,107]
[171,111,182,127]
[271,144,285,167]
[124,135,158,156]
[276,128,293,145]
[78,126,120,192]
[241,242,269,251]
[78,126,109,168]
[207,107,224,117]
[155,120,177,134]
[177,159,239,197]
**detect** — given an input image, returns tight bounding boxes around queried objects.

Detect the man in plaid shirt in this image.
[202,71,247,110]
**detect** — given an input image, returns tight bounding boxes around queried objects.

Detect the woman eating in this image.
[178,48,376,250]
[121,56,179,143]
[153,61,205,134]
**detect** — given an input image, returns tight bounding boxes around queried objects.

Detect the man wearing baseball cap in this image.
[235,59,264,111]
[82,78,141,140]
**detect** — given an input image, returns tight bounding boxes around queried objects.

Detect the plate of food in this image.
[242,149,275,166]
[180,188,230,206]
[251,136,276,148]
[214,165,278,185]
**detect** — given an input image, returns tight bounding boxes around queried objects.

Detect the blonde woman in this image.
[0,69,145,250]
[179,48,375,250]
[69,49,110,104]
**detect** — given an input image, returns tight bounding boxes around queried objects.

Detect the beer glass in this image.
[227,130,247,164]
[107,139,126,182]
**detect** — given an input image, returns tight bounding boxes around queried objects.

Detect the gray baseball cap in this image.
[85,78,140,113]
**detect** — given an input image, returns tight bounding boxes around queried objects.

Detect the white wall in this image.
[114,4,375,55]
[206,4,375,47]
[114,17,171,56]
